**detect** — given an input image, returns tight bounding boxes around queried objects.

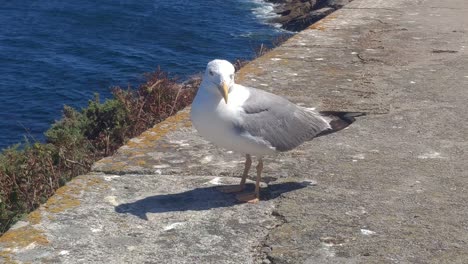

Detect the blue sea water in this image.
[0,0,284,150]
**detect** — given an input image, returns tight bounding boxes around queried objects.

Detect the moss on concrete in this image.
[0,225,49,262]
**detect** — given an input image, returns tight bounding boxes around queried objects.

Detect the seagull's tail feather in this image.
[317,111,366,137]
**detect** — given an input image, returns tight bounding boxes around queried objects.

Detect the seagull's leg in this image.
[239,154,252,187]
[236,157,262,203]
[254,158,263,199]
[219,154,252,193]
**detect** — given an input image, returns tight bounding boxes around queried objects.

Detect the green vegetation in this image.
[0,70,199,234]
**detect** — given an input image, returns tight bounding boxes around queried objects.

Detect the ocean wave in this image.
[249,0,281,22]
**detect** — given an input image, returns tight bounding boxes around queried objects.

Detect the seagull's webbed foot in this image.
[218,185,245,193]
[235,193,259,204]
[236,157,263,204]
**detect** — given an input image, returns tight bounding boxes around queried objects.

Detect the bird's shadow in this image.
[115,182,311,220]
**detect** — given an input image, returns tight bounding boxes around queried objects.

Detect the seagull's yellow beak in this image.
[219,82,229,104]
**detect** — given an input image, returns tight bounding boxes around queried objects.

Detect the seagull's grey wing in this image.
[235,87,331,152]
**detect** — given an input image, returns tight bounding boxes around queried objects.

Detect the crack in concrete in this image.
[263,210,288,264]
[362,17,391,25]
[254,187,289,264]
[355,53,386,64]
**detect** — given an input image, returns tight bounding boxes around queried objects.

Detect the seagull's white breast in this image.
[191,83,276,156]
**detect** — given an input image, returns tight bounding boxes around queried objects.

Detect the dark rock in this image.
[325,0,351,8]
[271,0,317,25]
[267,0,352,31]
[283,7,335,31]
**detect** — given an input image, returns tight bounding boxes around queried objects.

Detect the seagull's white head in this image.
[203,59,235,104]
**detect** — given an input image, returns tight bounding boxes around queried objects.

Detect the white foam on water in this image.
[247,0,292,31]
[250,0,280,21]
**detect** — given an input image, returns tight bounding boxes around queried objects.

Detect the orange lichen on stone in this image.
[0,226,49,249]
[0,250,15,264]
[103,161,127,172]
[124,111,190,150]
[42,176,105,214]
[183,121,192,128]
[236,63,266,82]
[100,158,111,163]
[0,226,49,263]
[44,195,80,214]
[83,176,105,189]
[26,210,42,225]
[136,160,146,166]
[44,184,81,214]
[308,14,337,31]
[309,23,326,31]
[125,141,141,148]
[128,151,145,157]
[55,183,82,196]
[116,148,133,155]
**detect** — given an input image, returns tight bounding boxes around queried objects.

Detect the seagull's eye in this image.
[209,70,214,76]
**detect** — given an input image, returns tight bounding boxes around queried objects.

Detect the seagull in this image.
[191,59,362,203]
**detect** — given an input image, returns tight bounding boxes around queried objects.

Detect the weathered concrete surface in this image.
[2,0,468,263]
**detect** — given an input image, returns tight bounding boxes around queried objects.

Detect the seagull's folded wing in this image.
[234,87,331,152]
